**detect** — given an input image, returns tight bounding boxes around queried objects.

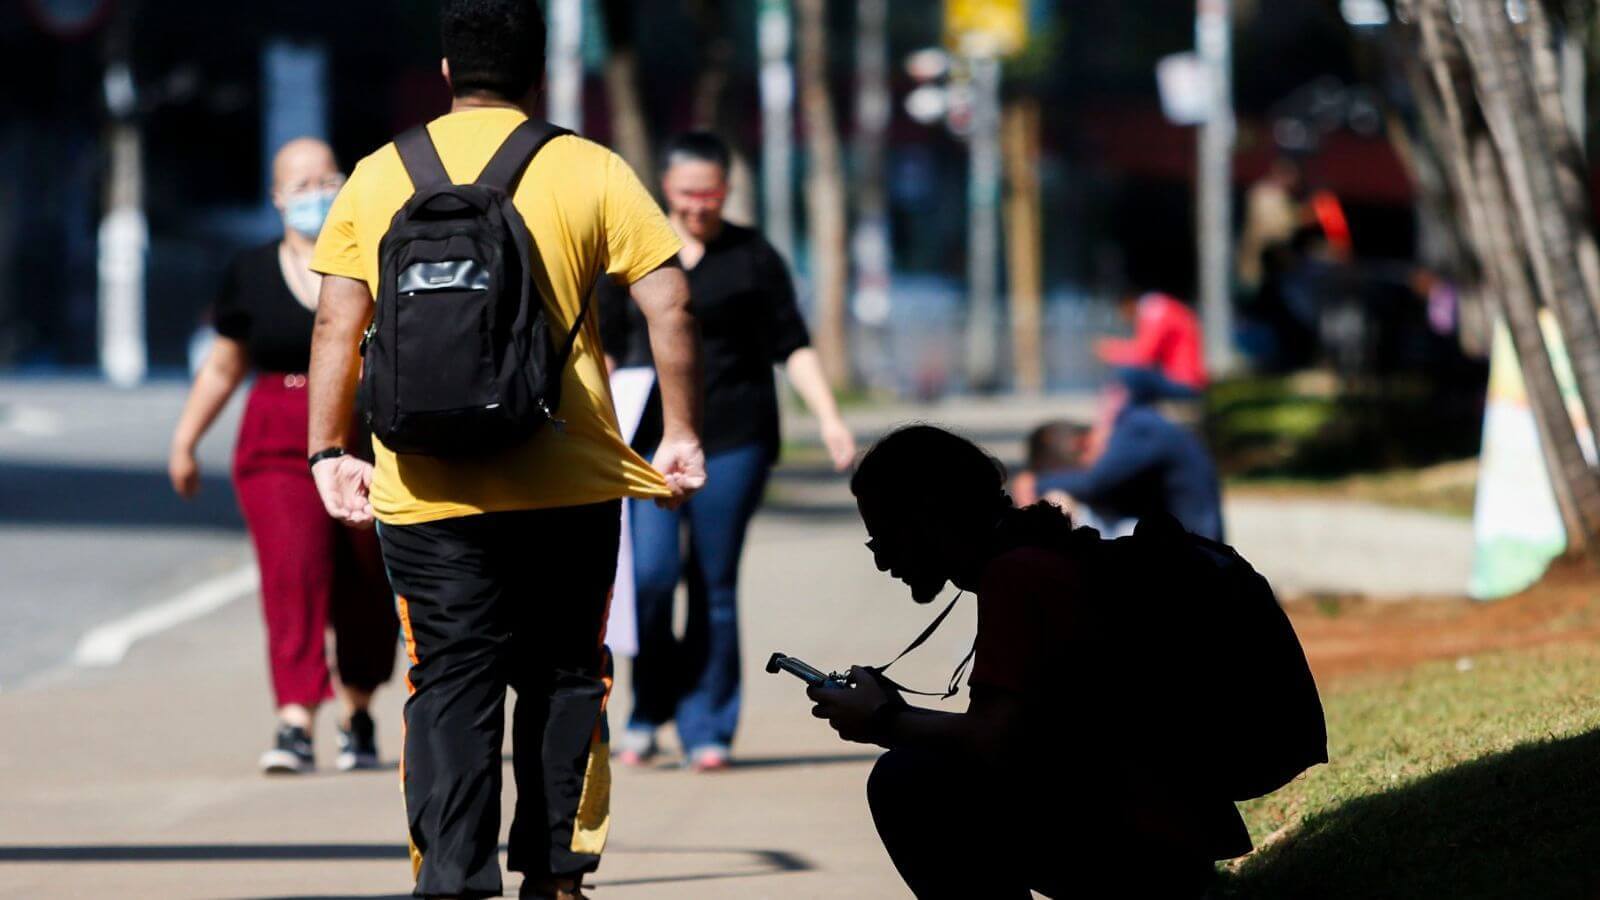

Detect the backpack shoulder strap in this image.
[476,119,572,193]
[395,125,451,192]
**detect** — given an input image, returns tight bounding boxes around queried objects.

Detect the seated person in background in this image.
[808,425,1251,899]
[1018,398,1224,542]
[1096,290,1209,404]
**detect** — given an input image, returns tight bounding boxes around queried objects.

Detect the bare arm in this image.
[629,261,706,503]
[167,336,250,499]
[307,275,377,526]
[784,347,857,471]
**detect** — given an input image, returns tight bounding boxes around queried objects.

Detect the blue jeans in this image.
[1116,366,1202,405]
[626,442,771,752]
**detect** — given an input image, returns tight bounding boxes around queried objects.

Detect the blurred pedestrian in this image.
[599,131,857,772]
[1237,157,1305,294]
[168,137,397,776]
[1095,289,1208,405]
[1019,398,1224,542]
[304,2,706,897]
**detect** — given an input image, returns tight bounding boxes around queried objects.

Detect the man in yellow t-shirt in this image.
[304,3,704,898]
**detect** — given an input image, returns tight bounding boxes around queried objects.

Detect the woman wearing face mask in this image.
[599,132,858,771]
[168,138,398,776]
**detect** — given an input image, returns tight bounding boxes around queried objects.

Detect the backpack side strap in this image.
[476,119,573,194]
[395,126,452,192]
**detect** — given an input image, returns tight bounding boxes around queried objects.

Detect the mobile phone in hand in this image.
[767,653,848,688]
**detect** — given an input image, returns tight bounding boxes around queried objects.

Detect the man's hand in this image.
[312,455,376,528]
[808,666,900,746]
[652,435,708,509]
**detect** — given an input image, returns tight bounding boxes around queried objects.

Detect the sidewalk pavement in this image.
[0,509,978,899]
[0,388,1477,899]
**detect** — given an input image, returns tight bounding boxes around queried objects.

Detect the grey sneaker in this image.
[259,724,314,775]
[337,710,381,771]
[612,727,656,767]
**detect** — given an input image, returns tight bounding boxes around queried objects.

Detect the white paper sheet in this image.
[605,367,657,658]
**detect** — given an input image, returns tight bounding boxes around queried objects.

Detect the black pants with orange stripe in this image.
[378,501,620,900]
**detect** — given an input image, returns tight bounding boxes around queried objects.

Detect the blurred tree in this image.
[600,0,654,186]
[686,0,759,223]
[1400,0,1600,553]
[797,0,850,387]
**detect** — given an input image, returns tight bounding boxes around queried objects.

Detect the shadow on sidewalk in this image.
[0,843,409,863]
[2,842,814,892]
[0,463,242,530]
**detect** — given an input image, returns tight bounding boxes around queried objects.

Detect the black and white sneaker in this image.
[337,710,381,771]
[259,724,314,775]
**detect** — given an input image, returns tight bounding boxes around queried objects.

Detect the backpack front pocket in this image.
[395,259,498,413]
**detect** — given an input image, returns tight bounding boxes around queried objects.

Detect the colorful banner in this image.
[1470,314,1593,600]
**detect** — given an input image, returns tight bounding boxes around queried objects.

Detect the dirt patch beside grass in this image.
[1285,556,1600,681]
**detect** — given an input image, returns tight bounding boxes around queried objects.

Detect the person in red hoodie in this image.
[1096,291,1209,404]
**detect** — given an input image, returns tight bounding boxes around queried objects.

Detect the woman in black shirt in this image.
[602,132,857,770]
[168,139,397,776]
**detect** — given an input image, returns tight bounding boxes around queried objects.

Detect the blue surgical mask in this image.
[284,190,337,239]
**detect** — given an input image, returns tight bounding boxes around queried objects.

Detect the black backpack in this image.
[359,119,580,457]
[1092,514,1328,801]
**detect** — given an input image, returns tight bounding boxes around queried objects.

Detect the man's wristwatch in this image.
[308,447,347,472]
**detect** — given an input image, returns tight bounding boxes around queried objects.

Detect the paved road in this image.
[0,376,1479,897]
[0,378,247,690]
[0,500,959,898]
[0,377,1473,694]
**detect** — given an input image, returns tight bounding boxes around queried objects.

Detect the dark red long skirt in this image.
[232,373,398,709]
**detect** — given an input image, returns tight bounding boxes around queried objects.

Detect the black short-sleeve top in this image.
[212,242,316,374]
[599,223,811,459]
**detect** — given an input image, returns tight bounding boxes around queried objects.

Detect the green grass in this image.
[1230,459,1480,519]
[1217,643,1600,899]
[1207,373,1484,481]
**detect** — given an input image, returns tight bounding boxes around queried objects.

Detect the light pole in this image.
[98,1,145,387]
[853,0,893,386]
[547,0,584,130]
[1196,0,1237,376]
[758,0,796,264]
[963,53,1003,391]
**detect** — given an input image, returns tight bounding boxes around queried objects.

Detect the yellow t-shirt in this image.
[311,108,681,525]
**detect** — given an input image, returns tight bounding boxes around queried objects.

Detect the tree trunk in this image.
[1523,0,1600,325]
[600,0,652,183]
[1003,97,1045,394]
[685,0,759,225]
[1457,0,1600,464]
[796,0,850,388]
[1472,137,1600,549]
[1409,0,1600,548]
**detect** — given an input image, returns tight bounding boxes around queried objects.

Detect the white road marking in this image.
[73,564,258,668]
[0,404,65,443]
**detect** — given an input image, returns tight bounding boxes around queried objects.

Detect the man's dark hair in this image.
[852,425,1008,520]
[661,131,732,172]
[852,425,1089,570]
[1026,421,1090,473]
[441,0,547,100]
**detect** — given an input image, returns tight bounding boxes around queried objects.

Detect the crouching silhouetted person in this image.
[809,425,1325,899]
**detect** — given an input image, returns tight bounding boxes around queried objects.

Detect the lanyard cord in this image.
[870,591,976,700]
